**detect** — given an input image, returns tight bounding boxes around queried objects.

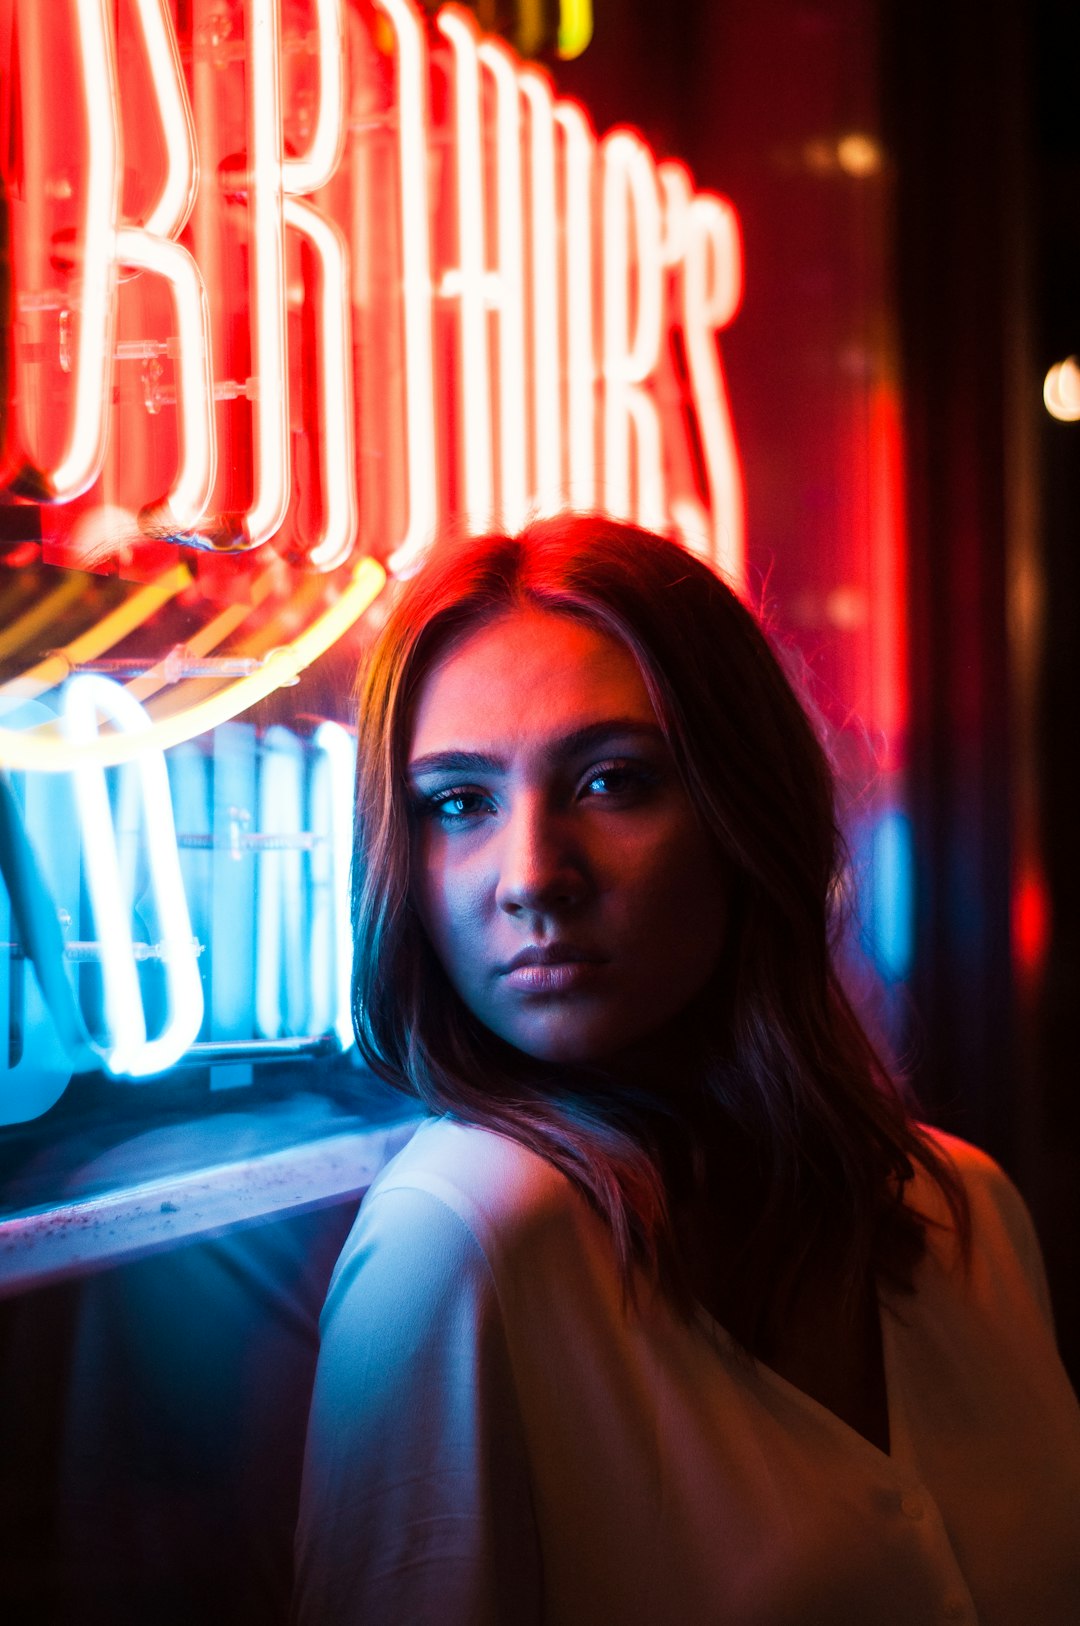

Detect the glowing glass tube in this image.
[60,675,203,1077]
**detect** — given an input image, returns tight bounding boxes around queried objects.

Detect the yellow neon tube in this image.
[558,0,592,60]
[0,576,88,662]
[0,557,386,772]
[123,566,280,705]
[0,563,193,711]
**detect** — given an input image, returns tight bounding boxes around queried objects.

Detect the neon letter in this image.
[521,69,561,516]
[282,0,357,571]
[6,0,120,503]
[477,37,528,530]
[239,0,290,547]
[379,0,439,577]
[438,6,494,533]
[60,675,203,1078]
[601,129,665,529]
[121,0,216,534]
[682,192,745,588]
[554,100,597,511]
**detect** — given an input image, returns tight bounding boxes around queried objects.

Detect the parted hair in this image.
[350,514,967,1345]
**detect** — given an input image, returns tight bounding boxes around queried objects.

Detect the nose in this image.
[494,794,589,918]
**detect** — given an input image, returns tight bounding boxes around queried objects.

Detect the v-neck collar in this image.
[691,1284,915,1472]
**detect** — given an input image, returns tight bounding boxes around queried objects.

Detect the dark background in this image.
[556,0,1080,1381]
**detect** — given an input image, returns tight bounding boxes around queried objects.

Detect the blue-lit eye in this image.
[416,787,492,824]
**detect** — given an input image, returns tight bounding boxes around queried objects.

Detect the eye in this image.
[414,786,494,825]
[578,759,657,800]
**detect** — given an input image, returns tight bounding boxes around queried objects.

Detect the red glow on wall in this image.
[868,380,908,770]
[1012,862,1051,985]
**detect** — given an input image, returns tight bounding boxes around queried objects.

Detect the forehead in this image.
[408,607,656,755]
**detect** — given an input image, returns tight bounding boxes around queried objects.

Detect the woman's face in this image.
[406,607,728,1067]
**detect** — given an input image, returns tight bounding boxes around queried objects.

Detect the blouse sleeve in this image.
[292,1183,542,1626]
[973,1149,1057,1333]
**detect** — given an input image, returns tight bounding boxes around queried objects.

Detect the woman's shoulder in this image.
[911,1125,1054,1325]
[915,1124,1032,1230]
[332,1115,587,1293]
[374,1114,572,1220]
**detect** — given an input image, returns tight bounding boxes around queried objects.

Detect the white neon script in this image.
[5,0,216,526]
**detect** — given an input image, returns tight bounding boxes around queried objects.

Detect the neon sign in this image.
[0,684,356,1123]
[1,0,744,771]
[0,0,746,1113]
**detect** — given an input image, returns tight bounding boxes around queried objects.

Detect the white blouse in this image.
[294,1117,1080,1625]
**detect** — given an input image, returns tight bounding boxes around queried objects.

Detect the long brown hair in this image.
[351,515,967,1345]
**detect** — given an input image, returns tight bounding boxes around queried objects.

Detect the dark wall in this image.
[1029,0,1080,1381]
[0,1204,359,1625]
[884,0,1080,1378]
[561,0,1079,1376]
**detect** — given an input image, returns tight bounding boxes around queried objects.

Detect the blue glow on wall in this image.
[868,808,914,984]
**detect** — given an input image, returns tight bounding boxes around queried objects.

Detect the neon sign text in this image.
[2,0,745,583]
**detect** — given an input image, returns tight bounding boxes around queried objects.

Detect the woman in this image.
[294,516,1080,1624]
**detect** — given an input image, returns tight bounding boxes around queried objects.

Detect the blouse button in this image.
[900,1492,924,1520]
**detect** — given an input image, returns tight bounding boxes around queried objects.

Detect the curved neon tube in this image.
[0,576,88,663]
[554,101,596,510]
[243,0,290,546]
[438,6,494,534]
[60,674,204,1077]
[313,720,357,1050]
[282,0,346,196]
[478,37,528,530]
[133,0,197,239]
[275,0,351,568]
[557,0,593,59]
[601,128,665,528]
[125,567,280,705]
[109,0,214,532]
[380,0,438,578]
[521,68,560,515]
[255,726,307,1038]
[658,160,691,267]
[38,0,120,501]
[682,192,745,588]
[0,747,79,1121]
[0,563,193,714]
[118,229,217,533]
[283,199,358,571]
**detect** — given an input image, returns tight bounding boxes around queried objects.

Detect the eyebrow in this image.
[406,718,665,779]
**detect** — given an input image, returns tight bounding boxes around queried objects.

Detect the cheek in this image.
[413,838,488,982]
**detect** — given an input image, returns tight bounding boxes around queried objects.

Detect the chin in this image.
[502,1019,629,1068]
[509,1035,598,1066]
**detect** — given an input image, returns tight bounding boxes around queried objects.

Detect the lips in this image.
[500,944,606,974]
[499,944,607,994]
